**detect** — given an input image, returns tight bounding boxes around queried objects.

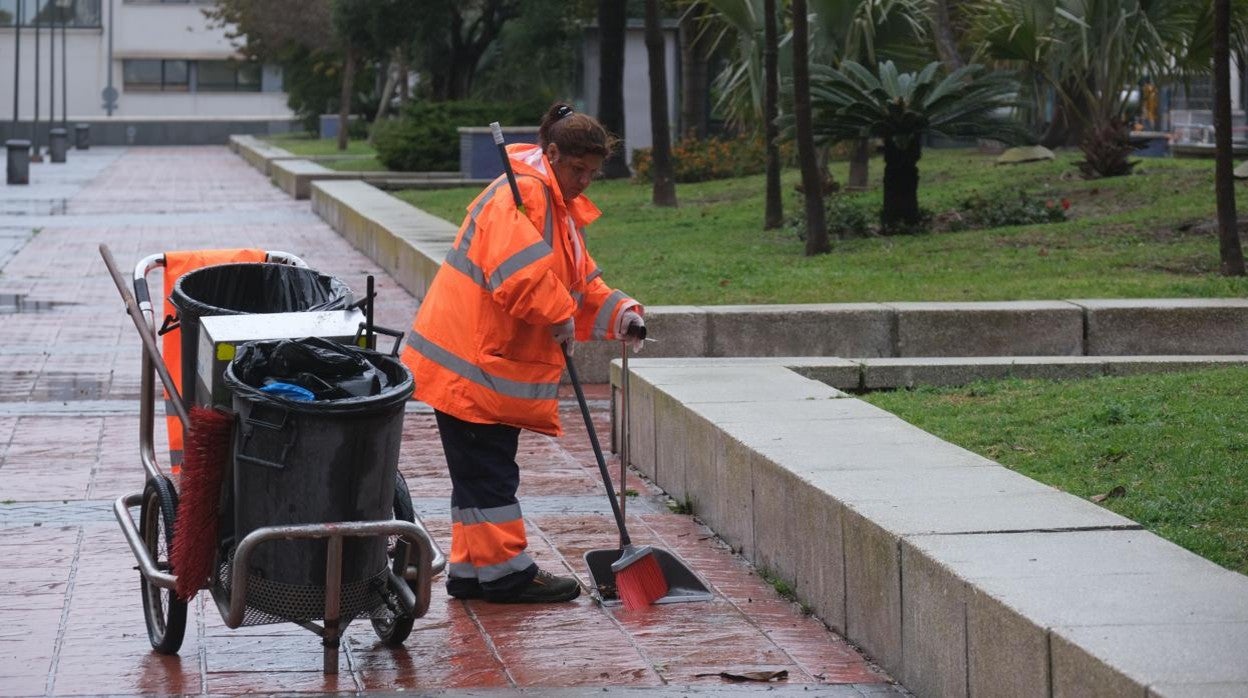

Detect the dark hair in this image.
[538,102,619,158]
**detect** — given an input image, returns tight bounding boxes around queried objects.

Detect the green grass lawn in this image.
[860,367,1248,574]
[394,148,1248,304]
[263,132,378,158]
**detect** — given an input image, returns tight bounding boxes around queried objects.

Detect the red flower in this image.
[1061,198,1071,210]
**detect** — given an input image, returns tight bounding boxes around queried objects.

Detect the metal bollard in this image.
[6,140,31,185]
[75,123,90,150]
[49,128,68,163]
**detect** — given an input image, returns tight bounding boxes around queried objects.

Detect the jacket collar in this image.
[506,143,602,228]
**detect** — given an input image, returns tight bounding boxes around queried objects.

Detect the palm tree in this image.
[645,0,678,207]
[1213,0,1246,275]
[792,0,829,254]
[807,60,1022,230]
[598,0,630,179]
[763,0,783,228]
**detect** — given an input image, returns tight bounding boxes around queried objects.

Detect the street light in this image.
[31,0,41,162]
[59,0,68,130]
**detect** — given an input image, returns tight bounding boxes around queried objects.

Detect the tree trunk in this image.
[1214,0,1246,275]
[598,0,630,179]
[645,0,677,207]
[930,0,965,71]
[679,1,710,139]
[369,52,399,144]
[763,0,783,229]
[792,0,828,254]
[881,138,922,231]
[397,49,409,104]
[337,45,357,152]
[848,139,870,190]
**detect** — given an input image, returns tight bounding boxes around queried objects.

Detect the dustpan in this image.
[579,338,712,606]
[585,547,713,606]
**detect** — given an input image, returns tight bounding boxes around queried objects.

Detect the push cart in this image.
[100,244,444,674]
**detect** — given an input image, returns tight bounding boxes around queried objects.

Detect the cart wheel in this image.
[140,476,187,654]
[372,472,419,646]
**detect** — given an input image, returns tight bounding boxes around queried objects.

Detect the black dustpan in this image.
[585,547,713,606]
[566,337,712,607]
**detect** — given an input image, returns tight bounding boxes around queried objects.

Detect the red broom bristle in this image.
[614,552,668,610]
[171,406,232,602]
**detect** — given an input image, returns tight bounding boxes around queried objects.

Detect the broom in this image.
[562,344,667,609]
[170,405,232,601]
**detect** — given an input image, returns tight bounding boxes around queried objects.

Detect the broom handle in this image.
[100,244,190,429]
[490,122,525,213]
[563,344,632,547]
[619,341,628,521]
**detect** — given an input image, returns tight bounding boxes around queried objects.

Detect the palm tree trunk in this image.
[881,138,921,231]
[369,52,399,144]
[679,1,710,139]
[336,45,357,152]
[848,139,869,190]
[598,0,630,179]
[763,0,783,229]
[1214,0,1246,275]
[792,0,828,254]
[645,0,677,207]
[931,0,965,71]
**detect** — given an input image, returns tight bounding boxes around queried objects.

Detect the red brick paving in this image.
[0,147,897,695]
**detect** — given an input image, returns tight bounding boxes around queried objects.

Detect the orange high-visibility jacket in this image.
[403,143,640,435]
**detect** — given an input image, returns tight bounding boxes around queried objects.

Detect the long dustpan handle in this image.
[562,344,633,548]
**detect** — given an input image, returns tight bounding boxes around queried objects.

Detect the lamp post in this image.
[60,0,68,129]
[45,0,70,161]
[11,0,22,126]
[31,0,41,162]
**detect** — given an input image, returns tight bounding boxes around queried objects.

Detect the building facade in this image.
[1,0,294,144]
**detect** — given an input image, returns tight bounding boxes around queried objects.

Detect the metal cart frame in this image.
[100,244,444,674]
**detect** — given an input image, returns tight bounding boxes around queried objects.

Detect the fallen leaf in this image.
[694,669,789,683]
[1090,485,1127,503]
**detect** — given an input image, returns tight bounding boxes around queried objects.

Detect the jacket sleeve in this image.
[574,248,642,341]
[467,177,575,327]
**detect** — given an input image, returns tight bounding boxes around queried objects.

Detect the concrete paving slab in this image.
[886,301,1084,357]
[644,364,834,402]
[1052,622,1248,696]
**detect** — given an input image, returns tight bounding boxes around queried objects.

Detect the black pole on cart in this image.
[366,275,375,350]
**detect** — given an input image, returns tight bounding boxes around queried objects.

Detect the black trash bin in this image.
[222,337,413,621]
[170,263,352,407]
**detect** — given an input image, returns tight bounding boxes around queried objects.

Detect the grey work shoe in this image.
[492,568,581,604]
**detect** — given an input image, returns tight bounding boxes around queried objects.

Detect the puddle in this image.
[0,293,66,314]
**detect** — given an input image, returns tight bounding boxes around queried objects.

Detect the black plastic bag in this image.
[230,337,390,400]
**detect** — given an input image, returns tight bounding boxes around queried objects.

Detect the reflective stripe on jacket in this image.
[403,143,640,435]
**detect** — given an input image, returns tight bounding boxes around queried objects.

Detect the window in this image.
[123,59,188,92]
[0,0,103,28]
[197,61,262,93]
[123,59,263,93]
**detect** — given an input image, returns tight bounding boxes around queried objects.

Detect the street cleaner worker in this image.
[401,103,645,603]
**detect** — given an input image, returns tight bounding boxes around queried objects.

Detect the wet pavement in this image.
[0,147,901,696]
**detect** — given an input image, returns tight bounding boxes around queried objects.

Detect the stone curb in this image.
[611,357,1248,697]
[301,178,1248,383]
[229,134,298,176]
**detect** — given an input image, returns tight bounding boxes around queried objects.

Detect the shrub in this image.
[373,99,544,173]
[958,190,1069,229]
[632,135,791,183]
[792,194,874,241]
